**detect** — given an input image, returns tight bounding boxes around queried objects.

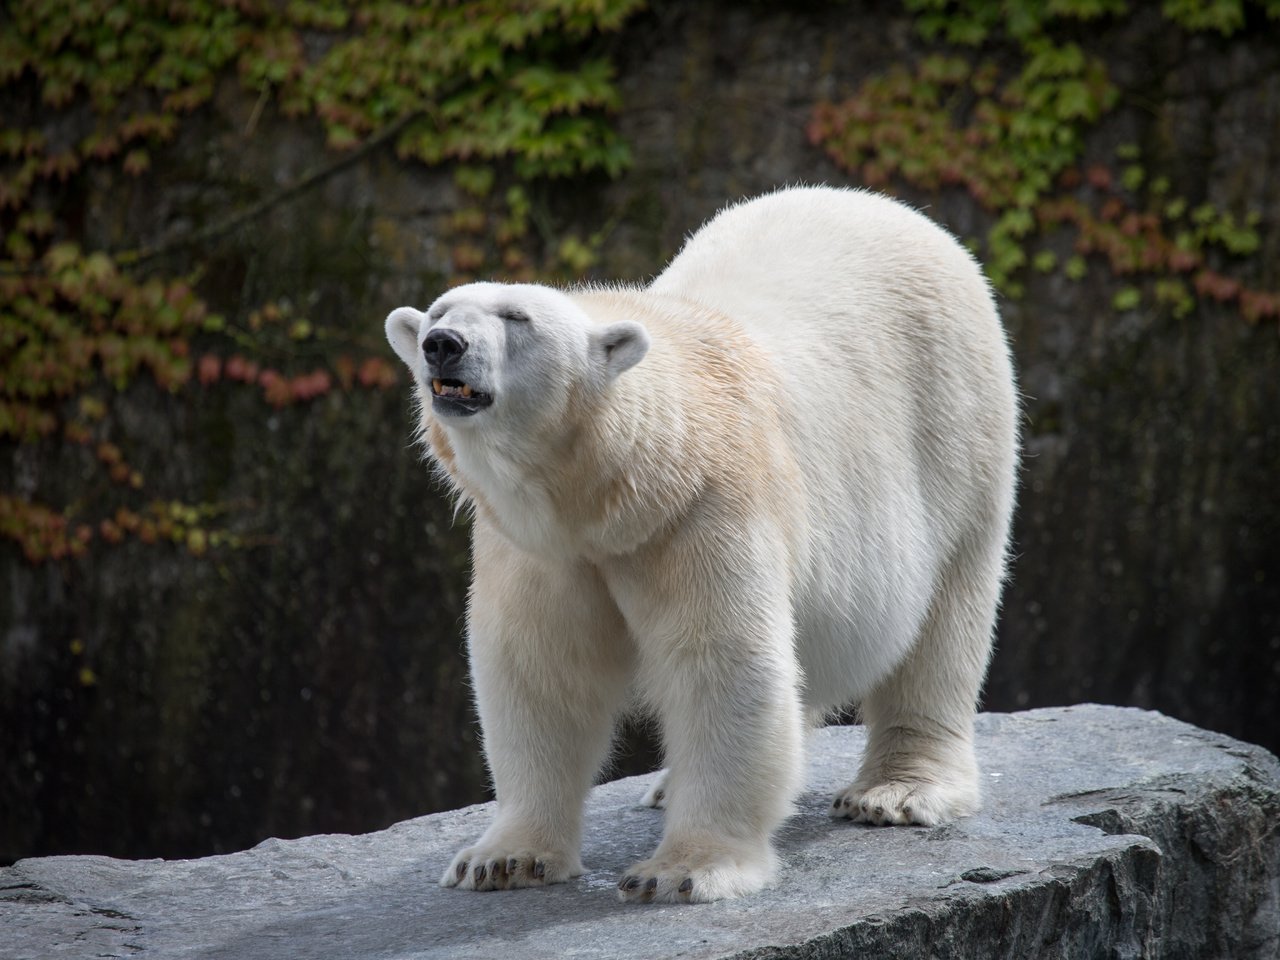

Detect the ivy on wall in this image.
[0,0,646,564]
[809,0,1279,318]
[8,0,1277,565]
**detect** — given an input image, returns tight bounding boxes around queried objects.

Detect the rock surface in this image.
[3,705,1277,960]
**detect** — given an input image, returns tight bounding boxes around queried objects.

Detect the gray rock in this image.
[3,705,1277,959]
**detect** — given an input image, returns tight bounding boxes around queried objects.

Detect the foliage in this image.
[0,0,646,564]
[1,0,639,181]
[808,0,1279,318]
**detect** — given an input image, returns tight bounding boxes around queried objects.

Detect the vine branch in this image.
[0,110,427,278]
[114,110,427,269]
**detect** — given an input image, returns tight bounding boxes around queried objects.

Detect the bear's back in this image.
[647,187,1012,479]
[650,187,1018,695]
[651,187,994,351]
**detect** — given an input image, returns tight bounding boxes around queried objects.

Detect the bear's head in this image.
[385,283,650,434]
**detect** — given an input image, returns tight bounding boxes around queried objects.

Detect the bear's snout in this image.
[424,327,469,375]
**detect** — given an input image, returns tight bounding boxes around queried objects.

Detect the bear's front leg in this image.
[606,526,805,903]
[441,521,633,892]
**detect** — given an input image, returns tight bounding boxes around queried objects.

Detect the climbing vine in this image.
[9,0,1276,566]
[0,0,646,565]
[809,0,1279,317]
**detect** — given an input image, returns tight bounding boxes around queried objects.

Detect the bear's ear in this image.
[385,307,425,370]
[593,320,650,381]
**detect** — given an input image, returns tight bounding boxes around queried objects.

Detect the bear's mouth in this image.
[431,377,493,415]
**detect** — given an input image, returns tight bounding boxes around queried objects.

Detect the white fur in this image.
[385,186,1018,903]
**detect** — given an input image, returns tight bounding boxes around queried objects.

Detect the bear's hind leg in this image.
[832,532,1004,826]
[641,769,668,809]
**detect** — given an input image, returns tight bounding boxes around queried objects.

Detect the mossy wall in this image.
[2,0,1277,862]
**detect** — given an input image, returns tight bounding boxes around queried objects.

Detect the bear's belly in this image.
[791,583,928,712]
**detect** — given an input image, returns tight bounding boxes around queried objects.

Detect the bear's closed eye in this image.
[499,307,530,323]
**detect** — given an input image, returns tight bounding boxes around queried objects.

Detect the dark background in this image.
[2,1,1277,865]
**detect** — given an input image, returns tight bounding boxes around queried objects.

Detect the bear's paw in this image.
[440,843,582,892]
[640,770,669,809]
[617,836,777,904]
[830,777,979,827]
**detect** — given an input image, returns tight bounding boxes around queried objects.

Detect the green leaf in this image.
[1112,286,1142,311]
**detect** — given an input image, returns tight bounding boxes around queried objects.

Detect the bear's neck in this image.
[429,374,702,561]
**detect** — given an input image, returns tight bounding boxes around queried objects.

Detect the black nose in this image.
[424,328,468,369]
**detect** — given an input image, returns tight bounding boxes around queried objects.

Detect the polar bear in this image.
[384,186,1018,904]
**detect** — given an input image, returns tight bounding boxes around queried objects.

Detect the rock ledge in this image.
[3,705,1278,959]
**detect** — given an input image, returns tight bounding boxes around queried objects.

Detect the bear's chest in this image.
[458,468,573,557]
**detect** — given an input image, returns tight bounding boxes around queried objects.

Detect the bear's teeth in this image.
[431,379,480,399]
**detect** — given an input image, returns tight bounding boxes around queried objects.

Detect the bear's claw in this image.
[617,839,775,904]
[641,770,669,809]
[442,846,578,891]
[830,777,978,827]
